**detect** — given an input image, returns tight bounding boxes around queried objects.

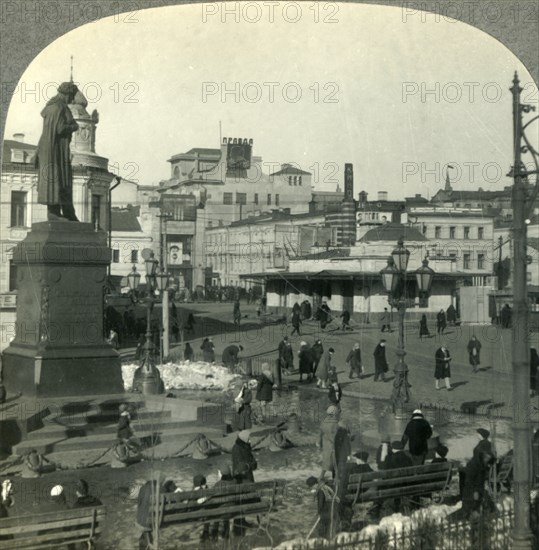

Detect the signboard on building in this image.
[168,242,183,265]
[344,163,353,201]
[226,139,252,170]
[161,194,197,222]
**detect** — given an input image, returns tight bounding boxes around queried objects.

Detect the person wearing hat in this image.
[380,307,391,333]
[298,341,315,384]
[431,445,449,464]
[373,340,388,382]
[434,345,452,391]
[71,479,102,508]
[346,343,363,380]
[317,347,335,389]
[305,476,340,539]
[461,450,495,518]
[319,405,340,481]
[278,336,294,374]
[232,430,257,483]
[290,306,302,336]
[467,335,482,374]
[35,81,80,221]
[401,409,433,466]
[49,485,68,511]
[473,428,494,458]
[256,366,274,423]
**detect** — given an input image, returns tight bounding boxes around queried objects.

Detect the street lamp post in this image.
[127,253,164,395]
[380,240,435,418]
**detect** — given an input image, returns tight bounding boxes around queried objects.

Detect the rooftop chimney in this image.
[13,133,25,143]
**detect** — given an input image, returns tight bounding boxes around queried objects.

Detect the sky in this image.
[4,2,539,200]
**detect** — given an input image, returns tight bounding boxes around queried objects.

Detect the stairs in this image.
[10,394,226,457]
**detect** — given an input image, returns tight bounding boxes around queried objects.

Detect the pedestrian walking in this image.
[301,300,312,320]
[373,339,388,382]
[435,345,452,390]
[319,405,340,480]
[319,301,331,330]
[233,300,241,326]
[317,347,335,389]
[446,304,457,326]
[200,338,215,363]
[312,339,324,376]
[346,343,363,379]
[436,309,447,335]
[419,314,430,340]
[467,335,482,373]
[290,309,302,336]
[278,336,294,373]
[256,366,274,423]
[298,341,315,383]
[340,309,352,331]
[328,372,343,410]
[380,308,391,333]
[401,409,433,466]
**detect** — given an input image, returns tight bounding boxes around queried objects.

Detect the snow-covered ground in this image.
[121,361,241,391]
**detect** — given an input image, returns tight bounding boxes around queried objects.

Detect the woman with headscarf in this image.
[419,314,430,340]
[317,347,335,389]
[235,379,258,430]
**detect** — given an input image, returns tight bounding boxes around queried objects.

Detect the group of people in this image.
[233,365,276,429]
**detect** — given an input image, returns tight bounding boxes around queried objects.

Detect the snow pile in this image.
[121,361,240,391]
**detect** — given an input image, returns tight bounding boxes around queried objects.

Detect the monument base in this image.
[3,344,124,398]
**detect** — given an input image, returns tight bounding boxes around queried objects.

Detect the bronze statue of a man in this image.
[35,81,80,221]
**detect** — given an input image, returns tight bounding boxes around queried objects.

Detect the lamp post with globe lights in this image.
[380,239,435,418]
[127,251,167,395]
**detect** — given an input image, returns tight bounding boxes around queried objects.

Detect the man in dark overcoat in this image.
[373,340,388,382]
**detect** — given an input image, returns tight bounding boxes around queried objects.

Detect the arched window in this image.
[293,176,297,185]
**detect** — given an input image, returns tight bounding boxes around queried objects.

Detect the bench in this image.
[150,480,285,537]
[344,462,455,509]
[0,506,105,549]
[490,451,513,496]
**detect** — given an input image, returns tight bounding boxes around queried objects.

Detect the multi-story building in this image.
[205,209,335,288]
[166,137,312,227]
[407,207,496,284]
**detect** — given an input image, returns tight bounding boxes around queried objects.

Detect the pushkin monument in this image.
[2,82,124,397]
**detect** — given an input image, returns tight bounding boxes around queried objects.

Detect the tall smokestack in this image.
[341,163,356,246]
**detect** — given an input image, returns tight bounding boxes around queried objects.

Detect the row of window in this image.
[112,249,139,263]
[288,176,302,186]
[464,253,484,269]
[423,225,486,240]
[223,193,279,207]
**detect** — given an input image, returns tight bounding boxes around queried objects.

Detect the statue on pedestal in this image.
[35,81,80,221]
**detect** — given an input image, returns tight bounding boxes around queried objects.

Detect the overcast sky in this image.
[4,2,538,199]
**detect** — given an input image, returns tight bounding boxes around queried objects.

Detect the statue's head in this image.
[57,82,79,103]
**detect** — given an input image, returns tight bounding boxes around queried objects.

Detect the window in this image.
[10,191,27,227]
[449,226,456,239]
[478,227,484,239]
[288,176,292,185]
[298,176,302,186]
[131,250,138,263]
[463,253,471,269]
[435,226,441,238]
[267,194,272,205]
[223,192,233,205]
[527,272,532,282]
[293,176,297,185]
[9,261,17,291]
[91,194,102,229]
[422,225,427,235]
[464,226,470,239]
[477,254,485,269]
[275,194,280,206]
[112,249,120,263]
[236,193,247,205]
[254,193,258,205]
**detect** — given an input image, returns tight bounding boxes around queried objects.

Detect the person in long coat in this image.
[35,82,80,221]
[298,341,315,383]
[317,347,335,389]
[334,420,352,480]
[256,367,274,423]
[201,338,215,363]
[346,343,362,379]
[235,380,257,431]
[319,302,331,330]
[312,339,324,376]
[461,451,494,516]
[292,302,301,317]
[435,346,452,390]
[446,304,457,326]
[319,405,340,480]
[436,310,447,335]
[467,336,482,373]
[501,304,512,328]
[380,308,391,333]
[419,314,430,340]
[300,300,311,320]
[232,430,257,483]
[290,309,302,336]
[279,338,294,373]
[373,340,388,382]
[531,348,539,395]
[184,342,194,362]
[233,300,241,326]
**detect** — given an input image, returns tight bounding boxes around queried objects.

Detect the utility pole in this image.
[510,71,533,550]
[158,212,172,359]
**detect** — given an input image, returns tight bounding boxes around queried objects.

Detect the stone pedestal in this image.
[2,221,124,397]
